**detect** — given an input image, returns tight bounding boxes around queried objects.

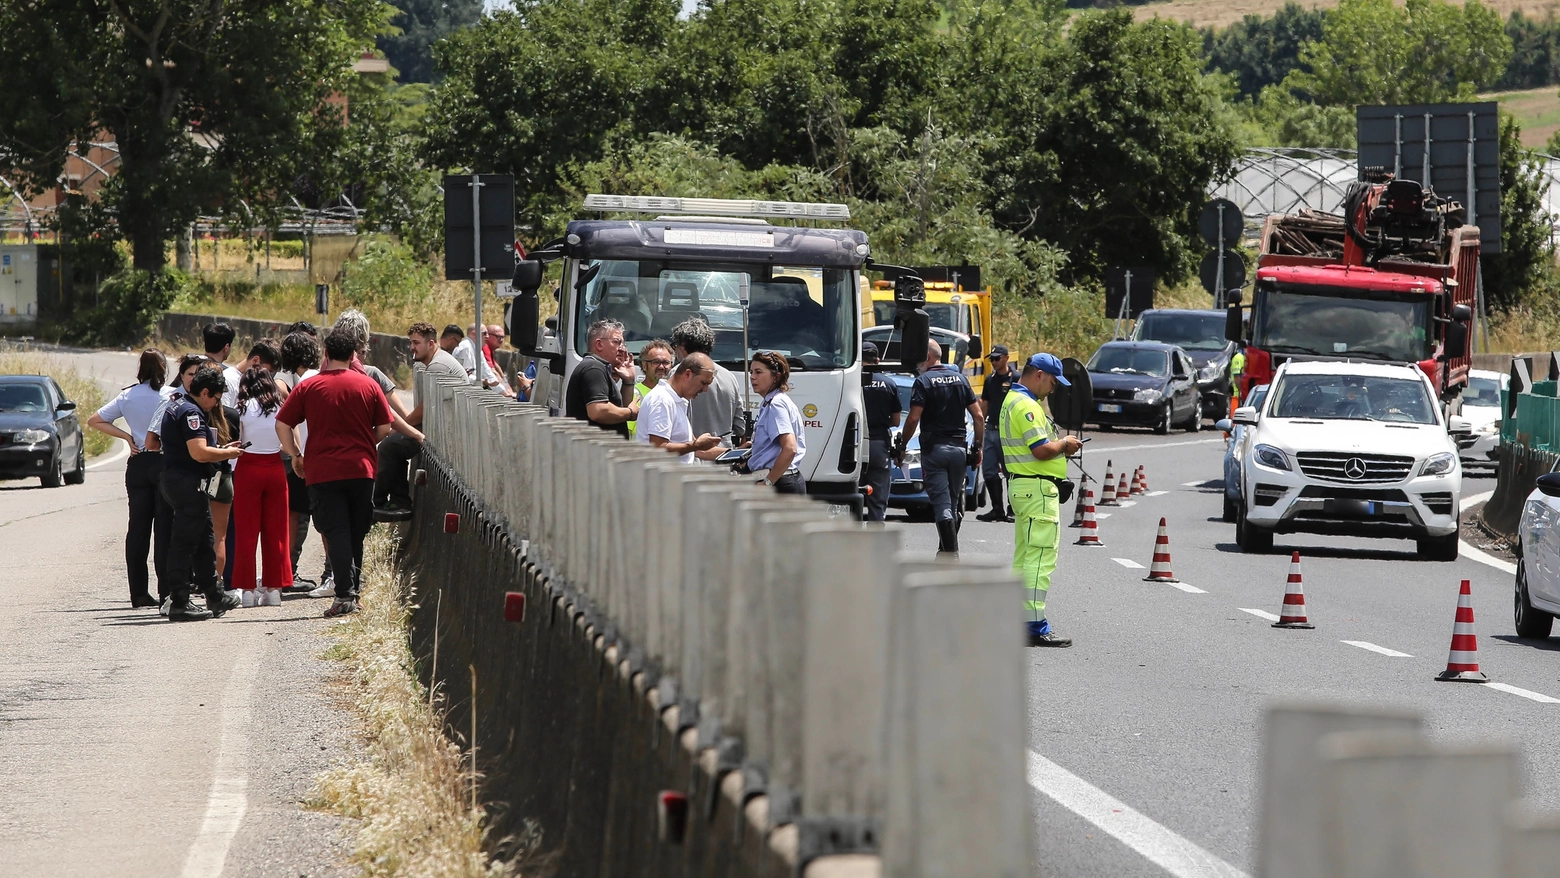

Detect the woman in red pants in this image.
[233,366,293,606]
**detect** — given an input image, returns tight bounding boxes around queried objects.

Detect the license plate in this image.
[1098,403,1122,413]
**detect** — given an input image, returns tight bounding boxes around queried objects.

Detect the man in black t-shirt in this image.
[899,340,983,556]
[977,344,1018,521]
[565,318,640,438]
[160,368,245,621]
[859,342,902,522]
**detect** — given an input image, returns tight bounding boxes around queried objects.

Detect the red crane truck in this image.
[1228,177,1476,404]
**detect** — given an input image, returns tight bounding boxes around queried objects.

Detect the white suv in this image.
[1232,360,1462,560]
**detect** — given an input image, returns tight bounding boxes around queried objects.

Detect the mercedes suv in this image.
[1232,361,1462,560]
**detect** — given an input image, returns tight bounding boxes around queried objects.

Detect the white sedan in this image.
[1516,473,1560,638]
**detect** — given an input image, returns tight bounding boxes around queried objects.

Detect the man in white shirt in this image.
[375,322,463,518]
[636,352,722,464]
[202,321,244,408]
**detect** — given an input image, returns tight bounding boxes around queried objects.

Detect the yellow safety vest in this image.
[1000,388,1066,478]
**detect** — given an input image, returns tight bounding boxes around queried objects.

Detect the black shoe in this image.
[373,502,413,522]
[1027,631,1073,648]
[168,602,213,622]
[975,509,1005,522]
[205,590,241,618]
[131,595,160,608]
[935,519,959,555]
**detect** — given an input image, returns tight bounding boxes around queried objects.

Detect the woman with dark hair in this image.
[87,350,174,607]
[745,351,808,494]
[232,366,292,606]
[278,331,323,590]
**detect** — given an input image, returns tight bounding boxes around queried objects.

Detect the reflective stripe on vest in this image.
[1000,392,1066,478]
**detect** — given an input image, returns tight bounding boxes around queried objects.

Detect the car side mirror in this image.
[1537,473,1560,498]
[56,400,76,411]
[1448,415,1472,434]
[1214,418,1233,432]
[1232,406,1257,426]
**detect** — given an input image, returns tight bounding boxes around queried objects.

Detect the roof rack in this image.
[584,194,851,221]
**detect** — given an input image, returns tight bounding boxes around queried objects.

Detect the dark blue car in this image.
[884,372,983,519]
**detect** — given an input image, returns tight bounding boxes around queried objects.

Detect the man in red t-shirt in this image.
[276,327,423,617]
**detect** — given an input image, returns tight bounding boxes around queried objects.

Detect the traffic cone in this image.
[1272,552,1315,629]
[1435,579,1488,682]
[1129,465,1144,496]
[1137,467,1149,494]
[1074,489,1104,546]
[1070,479,1088,527]
[1117,470,1130,501]
[1142,518,1178,582]
[1100,461,1118,506]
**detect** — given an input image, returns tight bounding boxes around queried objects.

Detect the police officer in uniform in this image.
[898,340,982,556]
[859,342,901,522]
[1000,353,1082,647]
[976,344,1017,522]
[160,368,245,621]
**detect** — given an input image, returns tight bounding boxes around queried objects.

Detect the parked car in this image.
[883,372,983,518]
[1230,360,1461,559]
[1516,473,1560,638]
[1131,308,1241,418]
[0,374,85,487]
[1215,384,1269,522]
[861,325,971,371]
[1085,341,1202,434]
[1453,369,1506,473]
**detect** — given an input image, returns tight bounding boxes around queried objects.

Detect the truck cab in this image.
[868,276,991,393]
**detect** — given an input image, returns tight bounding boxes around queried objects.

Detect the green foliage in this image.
[341,239,438,315]
[1202,3,1328,99]
[1285,0,1511,106]
[378,0,483,83]
[1486,113,1555,311]
[1496,10,1560,90]
[1239,86,1358,148]
[73,269,189,346]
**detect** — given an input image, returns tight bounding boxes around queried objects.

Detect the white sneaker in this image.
[240,589,258,608]
[263,587,282,607]
[159,596,170,617]
[308,577,336,599]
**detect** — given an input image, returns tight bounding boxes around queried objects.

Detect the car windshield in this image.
[0,384,48,412]
[1463,376,1503,406]
[1268,373,1437,424]
[873,300,965,334]
[574,261,857,370]
[1135,312,1226,351]
[862,328,968,366]
[1253,283,1433,362]
[1088,347,1169,377]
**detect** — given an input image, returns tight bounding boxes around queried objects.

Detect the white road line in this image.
[1341,640,1413,658]
[1096,512,1112,519]
[1181,480,1205,487]
[1486,682,1560,704]
[1027,750,1250,878]
[1461,541,1517,575]
[1113,558,1146,569]
[1461,490,1494,513]
[1146,490,1169,497]
[179,648,258,878]
[1164,581,1208,594]
[1238,608,1280,622]
[1090,438,1225,453]
[1117,500,1137,508]
[85,441,131,471]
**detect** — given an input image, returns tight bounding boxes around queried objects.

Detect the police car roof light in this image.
[583,194,851,221]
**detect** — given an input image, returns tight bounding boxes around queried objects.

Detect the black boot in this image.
[935,519,959,557]
[977,483,1006,521]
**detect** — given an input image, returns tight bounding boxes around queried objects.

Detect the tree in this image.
[1494,10,1560,90]
[1203,2,1328,98]
[379,0,483,83]
[0,0,386,273]
[1484,113,1555,310]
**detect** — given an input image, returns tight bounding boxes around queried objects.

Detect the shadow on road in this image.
[1490,634,1560,652]
[1213,541,1423,562]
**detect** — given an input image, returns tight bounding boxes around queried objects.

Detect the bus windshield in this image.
[1253,283,1433,363]
[573,261,858,370]
[1134,312,1227,351]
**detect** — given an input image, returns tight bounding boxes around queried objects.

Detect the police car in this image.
[883,372,982,518]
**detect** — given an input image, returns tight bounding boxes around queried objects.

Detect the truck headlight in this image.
[1198,363,1222,382]
[12,429,49,444]
[1134,388,1162,402]
[1422,452,1457,476]
[1253,444,1291,471]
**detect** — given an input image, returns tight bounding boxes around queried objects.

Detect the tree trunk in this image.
[114,113,171,274]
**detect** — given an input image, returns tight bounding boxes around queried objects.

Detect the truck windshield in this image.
[574,261,857,370]
[1253,284,1433,362]
[1269,373,1437,424]
[1134,312,1227,351]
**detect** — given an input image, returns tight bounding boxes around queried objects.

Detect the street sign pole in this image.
[471,173,484,348]
[1215,203,1226,309]
[1115,271,1133,339]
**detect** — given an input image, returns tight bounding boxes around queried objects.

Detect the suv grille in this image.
[1295,452,1415,484]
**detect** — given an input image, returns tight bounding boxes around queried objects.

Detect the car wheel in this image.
[1515,562,1554,639]
[1184,406,1201,433]
[1236,503,1273,553]
[1223,494,1237,523]
[1415,532,1459,562]
[41,453,64,488]
[1154,407,1171,435]
[65,440,86,485]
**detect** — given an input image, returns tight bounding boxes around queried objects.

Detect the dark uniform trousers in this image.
[161,467,219,605]
[310,478,375,601]
[374,432,421,507]
[125,451,173,602]
[863,438,892,521]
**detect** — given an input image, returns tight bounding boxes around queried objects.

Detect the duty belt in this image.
[1009,473,1068,485]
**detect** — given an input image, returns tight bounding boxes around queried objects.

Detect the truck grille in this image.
[1295,452,1415,484]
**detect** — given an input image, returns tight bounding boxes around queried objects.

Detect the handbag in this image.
[205,469,234,503]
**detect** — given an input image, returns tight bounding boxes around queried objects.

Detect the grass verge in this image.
[308,527,504,878]
[0,343,114,458]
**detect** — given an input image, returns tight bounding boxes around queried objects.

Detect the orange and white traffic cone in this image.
[1117,470,1130,501]
[1129,465,1144,496]
[1074,489,1104,547]
[1070,479,1088,528]
[1272,552,1315,629]
[1435,579,1488,682]
[1100,461,1118,506]
[1137,466,1149,494]
[1142,518,1178,582]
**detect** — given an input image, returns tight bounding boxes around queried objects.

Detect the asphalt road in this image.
[0,347,355,878]
[889,424,1548,878]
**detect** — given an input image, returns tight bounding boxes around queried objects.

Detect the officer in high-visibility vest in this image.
[1229,348,1246,412]
[1000,353,1082,648]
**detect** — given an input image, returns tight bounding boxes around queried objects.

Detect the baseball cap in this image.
[987,344,1009,360]
[862,341,880,360]
[1028,352,1070,385]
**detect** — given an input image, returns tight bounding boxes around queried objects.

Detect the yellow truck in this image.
[866,269,993,393]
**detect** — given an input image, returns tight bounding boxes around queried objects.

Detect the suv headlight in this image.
[12,429,49,444]
[1422,452,1457,476]
[1253,444,1291,471]
[1134,388,1162,402]
[1198,363,1222,382]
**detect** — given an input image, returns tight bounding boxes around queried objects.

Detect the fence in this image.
[397,372,1033,875]
[154,311,413,383]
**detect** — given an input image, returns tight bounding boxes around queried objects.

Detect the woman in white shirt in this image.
[231,366,292,606]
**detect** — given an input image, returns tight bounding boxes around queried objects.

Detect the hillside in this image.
[1132,0,1559,30]
[1481,86,1560,147]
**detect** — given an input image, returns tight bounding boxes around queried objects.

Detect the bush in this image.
[342,239,437,317]
[69,269,188,347]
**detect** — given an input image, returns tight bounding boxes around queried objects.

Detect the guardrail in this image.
[400,372,1034,875]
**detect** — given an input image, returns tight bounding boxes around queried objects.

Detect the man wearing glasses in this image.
[565,319,640,437]
[482,324,518,398]
[628,340,674,439]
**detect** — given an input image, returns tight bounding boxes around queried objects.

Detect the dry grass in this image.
[0,343,113,457]
[1489,301,1560,351]
[991,280,1216,362]
[1132,0,1560,30]
[1479,86,1560,148]
[173,279,510,338]
[309,528,506,878]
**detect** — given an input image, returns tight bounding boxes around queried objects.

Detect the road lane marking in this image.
[1238,608,1280,621]
[1164,582,1207,594]
[1096,512,1112,519]
[1117,500,1137,508]
[1455,490,1518,574]
[1113,558,1146,569]
[1181,481,1204,487]
[179,647,258,878]
[1146,490,1168,497]
[1461,490,1494,514]
[1027,750,1250,878]
[1342,640,1412,657]
[85,441,131,471]
[1486,682,1560,703]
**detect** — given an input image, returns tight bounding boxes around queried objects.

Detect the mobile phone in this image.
[240,441,252,449]
[1079,437,1091,443]
[715,448,750,463]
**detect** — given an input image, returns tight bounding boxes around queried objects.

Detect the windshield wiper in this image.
[1264,344,1325,356]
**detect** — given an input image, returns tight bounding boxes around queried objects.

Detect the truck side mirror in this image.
[893,274,929,369]
[1451,303,1473,322]
[968,333,984,360]
[1443,321,1470,360]
[1225,303,1243,344]
[509,260,544,357]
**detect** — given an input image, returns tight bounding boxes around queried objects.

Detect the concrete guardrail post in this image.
[1504,804,1560,878]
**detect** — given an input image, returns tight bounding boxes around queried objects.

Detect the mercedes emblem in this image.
[1343,457,1367,480]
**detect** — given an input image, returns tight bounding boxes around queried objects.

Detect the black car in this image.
[1085,341,1202,434]
[1131,309,1240,418]
[0,374,85,487]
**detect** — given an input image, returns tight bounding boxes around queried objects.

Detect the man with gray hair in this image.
[670,317,744,441]
[334,309,414,426]
[566,318,639,437]
[636,352,722,464]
